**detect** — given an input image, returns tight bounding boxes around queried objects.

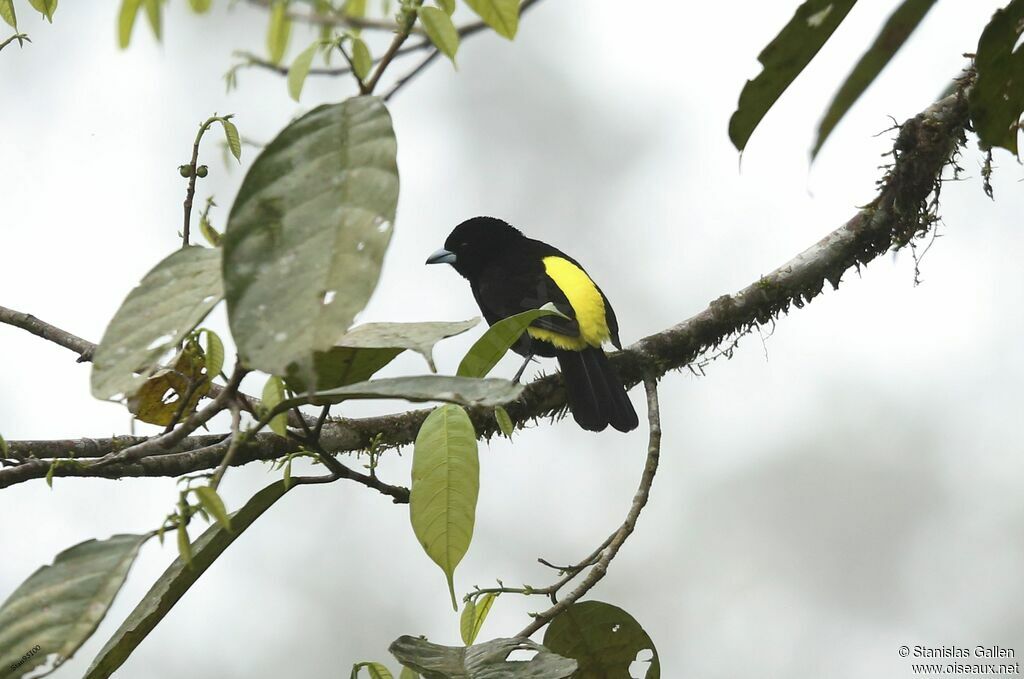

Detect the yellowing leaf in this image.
[410,405,479,610]
[418,6,459,63]
[127,341,211,426]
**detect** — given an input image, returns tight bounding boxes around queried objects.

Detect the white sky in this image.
[1,1,1022,677]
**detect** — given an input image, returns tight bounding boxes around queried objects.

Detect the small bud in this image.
[196,165,209,178]
[178,164,194,178]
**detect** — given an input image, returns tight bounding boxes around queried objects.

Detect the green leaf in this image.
[276,375,523,416]
[223,97,399,387]
[199,211,222,246]
[398,668,419,679]
[389,636,576,678]
[0,0,15,29]
[0,535,148,678]
[728,0,857,152]
[543,600,661,678]
[436,0,454,16]
[462,0,518,39]
[84,481,292,679]
[410,404,478,610]
[188,0,212,12]
[266,0,292,64]
[194,487,231,531]
[198,328,225,378]
[494,406,513,437]
[287,317,478,392]
[26,0,57,22]
[142,0,161,41]
[175,521,192,568]
[812,0,937,159]
[456,304,565,378]
[288,41,319,101]
[262,376,289,436]
[220,118,241,162]
[351,36,373,81]
[418,6,459,63]
[91,246,223,401]
[969,0,1024,154]
[460,592,496,645]
[117,0,142,48]
[339,318,478,371]
[353,662,394,679]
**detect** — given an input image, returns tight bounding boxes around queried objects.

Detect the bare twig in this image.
[382,47,441,101]
[362,1,423,95]
[0,32,30,51]
[209,403,242,490]
[181,115,232,247]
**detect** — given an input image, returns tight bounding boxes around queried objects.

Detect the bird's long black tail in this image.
[555,347,639,433]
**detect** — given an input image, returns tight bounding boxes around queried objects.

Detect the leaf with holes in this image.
[728,0,856,152]
[410,404,479,610]
[91,246,222,401]
[812,0,938,159]
[0,534,148,678]
[223,96,399,388]
[389,636,576,678]
[462,0,518,39]
[126,340,210,426]
[969,0,1024,154]
[457,305,565,378]
[84,481,292,679]
[543,600,661,678]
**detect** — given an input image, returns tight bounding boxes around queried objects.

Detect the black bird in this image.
[426,216,638,432]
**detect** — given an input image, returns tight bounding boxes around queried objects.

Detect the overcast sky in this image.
[1,1,1022,677]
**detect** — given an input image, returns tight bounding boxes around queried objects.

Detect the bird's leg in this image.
[512,353,534,383]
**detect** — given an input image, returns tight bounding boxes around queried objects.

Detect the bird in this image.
[426,216,638,433]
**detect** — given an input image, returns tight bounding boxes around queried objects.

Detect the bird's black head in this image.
[426,216,524,280]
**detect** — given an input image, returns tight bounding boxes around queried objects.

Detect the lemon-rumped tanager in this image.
[426,216,638,433]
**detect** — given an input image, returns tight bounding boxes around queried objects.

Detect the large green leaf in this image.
[84,481,292,679]
[0,534,148,678]
[91,246,223,400]
[275,375,522,416]
[462,0,518,39]
[969,0,1024,155]
[728,0,857,152]
[456,305,563,378]
[812,0,937,159]
[410,404,479,610]
[223,96,399,388]
[287,317,478,392]
[543,600,660,678]
[389,636,576,679]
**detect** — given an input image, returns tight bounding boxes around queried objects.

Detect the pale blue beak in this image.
[426,248,457,265]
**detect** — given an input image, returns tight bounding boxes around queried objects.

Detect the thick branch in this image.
[0,80,972,487]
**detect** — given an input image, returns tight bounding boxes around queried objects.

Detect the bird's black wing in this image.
[472,257,580,337]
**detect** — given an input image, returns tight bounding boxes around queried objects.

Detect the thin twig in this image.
[0,32,30,51]
[382,47,441,101]
[209,403,242,490]
[361,2,423,96]
[515,374,661,638]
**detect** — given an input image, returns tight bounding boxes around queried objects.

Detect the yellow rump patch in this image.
[526,256,609,350]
